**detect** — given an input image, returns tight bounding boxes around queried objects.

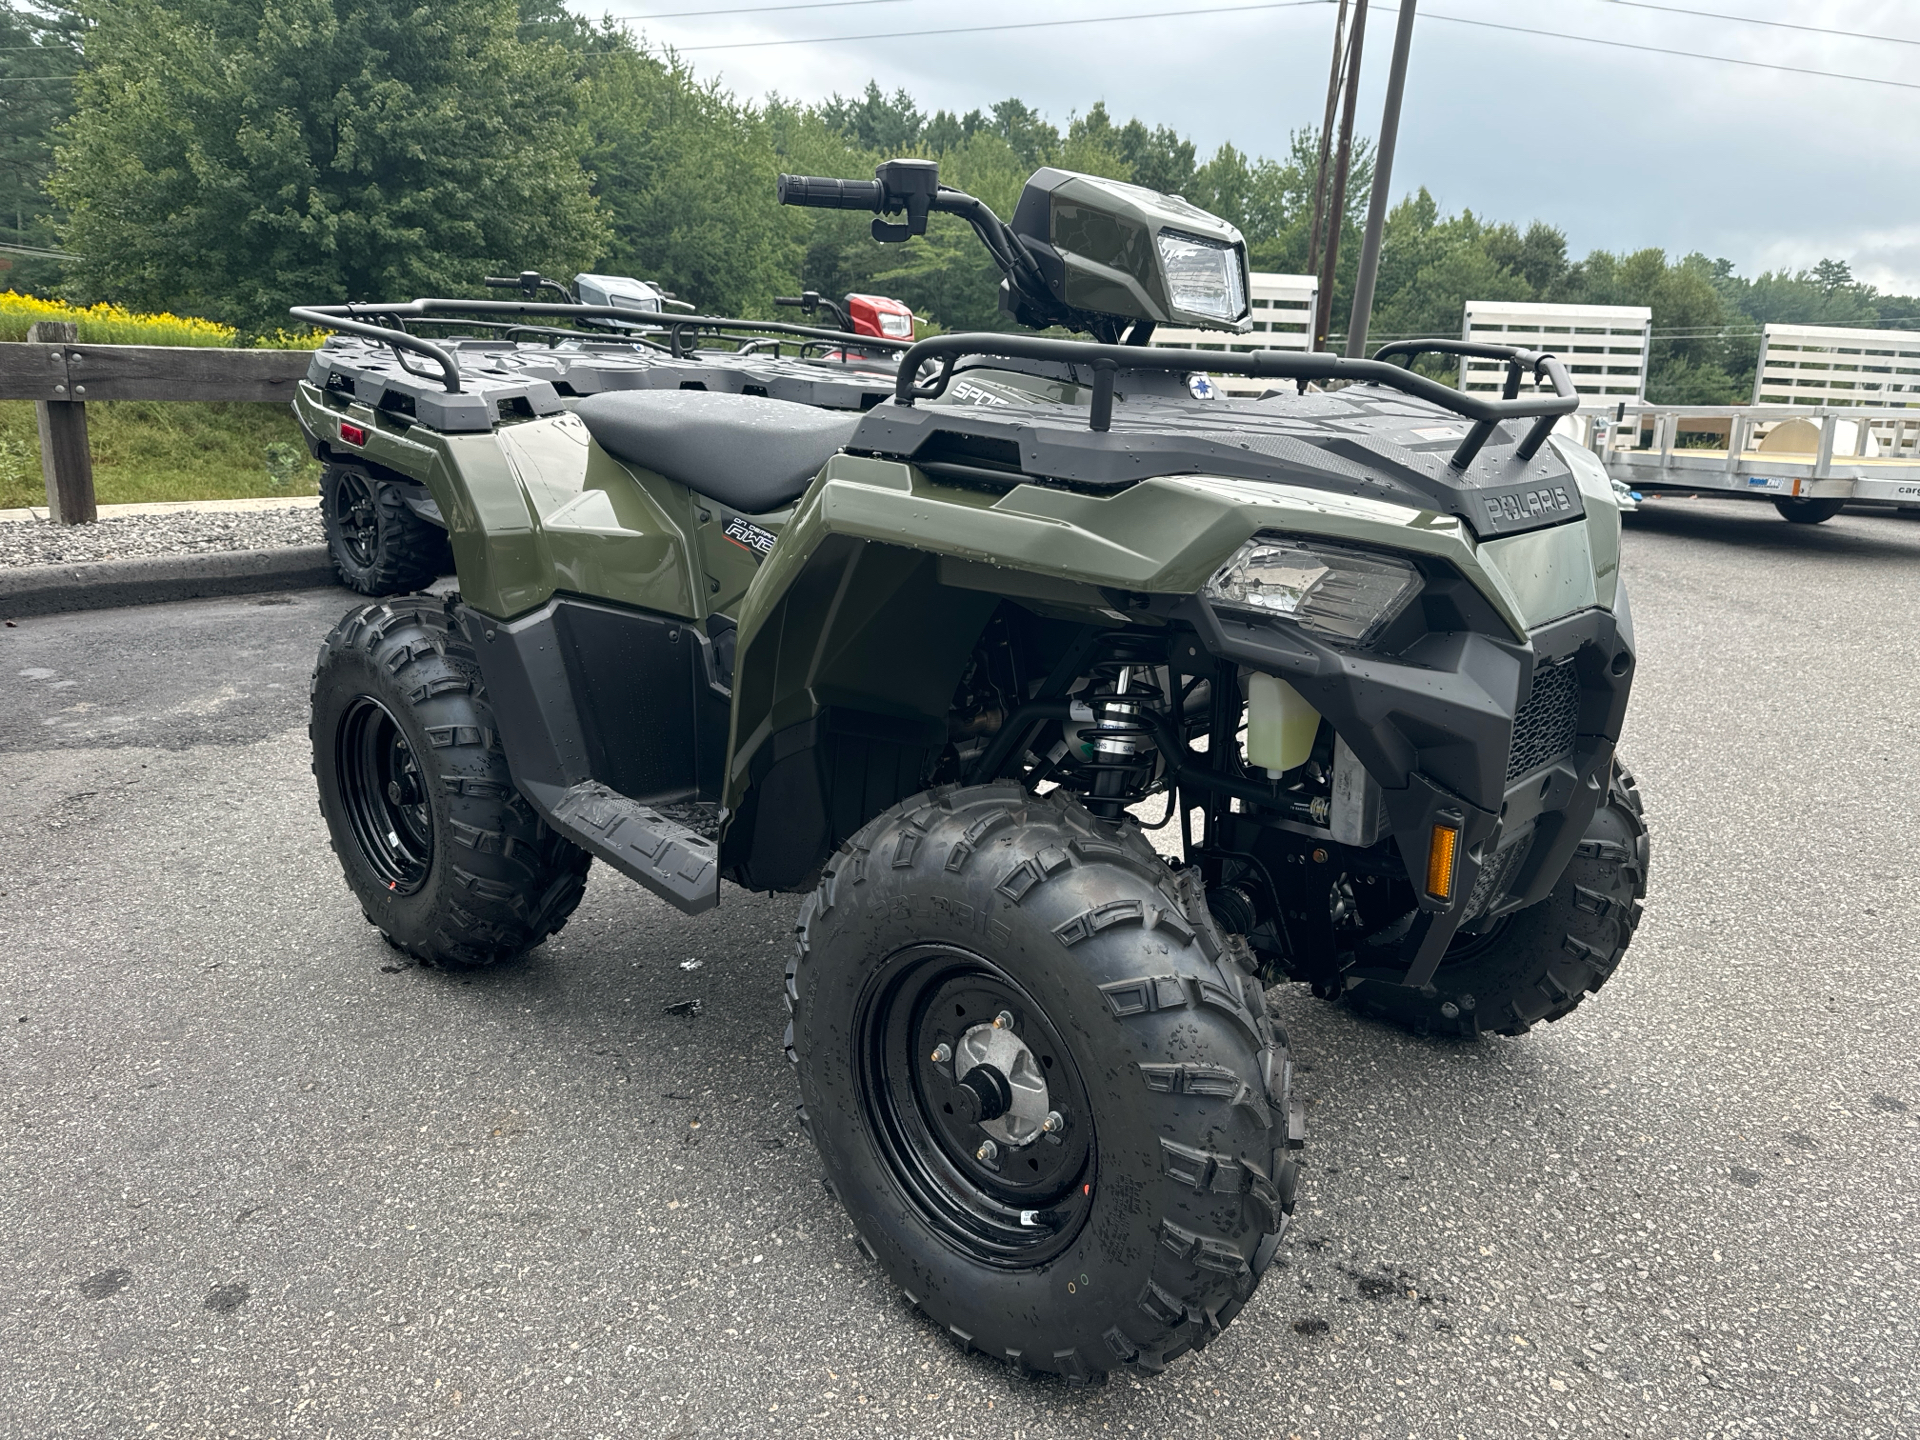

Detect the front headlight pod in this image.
[1205,537,1422,645]
[1156,229,1246,322]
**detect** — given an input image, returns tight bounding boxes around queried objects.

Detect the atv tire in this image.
[311,596,591,967]
[788,784,1299,1382]
[1343,759,1648,1038]
[322,463,453,596]
[1773,497,1844,525]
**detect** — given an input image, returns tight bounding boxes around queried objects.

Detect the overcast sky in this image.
[581,0,1920,295]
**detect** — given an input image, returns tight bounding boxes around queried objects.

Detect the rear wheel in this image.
[1773,497,1844,525]
[311,596,590,966]
[788,785,1299,1381]
[322,464,452,596]
[1342,759,1648,1037]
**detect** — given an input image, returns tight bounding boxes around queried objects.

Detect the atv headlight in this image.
[1157,229,1246,323]
[1205,538,1422,645]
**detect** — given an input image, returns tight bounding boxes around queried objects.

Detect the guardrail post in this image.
[26,320,95,525]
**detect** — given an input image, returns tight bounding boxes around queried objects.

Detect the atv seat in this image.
[574,389,863,515]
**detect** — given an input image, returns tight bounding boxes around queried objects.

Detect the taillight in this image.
[845,293,915,340]
[339,422,367,446]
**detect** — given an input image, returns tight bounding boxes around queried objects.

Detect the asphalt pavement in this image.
[2,498,1917,1439]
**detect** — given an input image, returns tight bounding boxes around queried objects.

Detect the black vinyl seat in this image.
[574,389,863,514]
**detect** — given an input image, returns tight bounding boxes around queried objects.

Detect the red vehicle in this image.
[776,289,916,362]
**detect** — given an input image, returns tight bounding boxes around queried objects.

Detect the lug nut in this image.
[930,1043,952,1065]
[993,1009,1015,1031]
[1042,1110,1065,1135]
[975,1140,999,1164]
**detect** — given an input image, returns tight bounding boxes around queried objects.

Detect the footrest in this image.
[547,780,720,914]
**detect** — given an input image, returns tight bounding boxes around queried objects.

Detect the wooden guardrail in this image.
[0,320,314,524]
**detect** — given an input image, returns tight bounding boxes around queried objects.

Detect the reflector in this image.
[1425,824,1460,901]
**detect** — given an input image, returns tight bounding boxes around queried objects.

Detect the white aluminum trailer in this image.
[1562,404,1920,515]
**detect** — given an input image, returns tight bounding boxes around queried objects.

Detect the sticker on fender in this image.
[723,517,777,557]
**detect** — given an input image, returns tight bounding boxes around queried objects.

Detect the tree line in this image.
[3,0,1915,403]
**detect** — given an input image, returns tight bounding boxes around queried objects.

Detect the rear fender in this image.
[295,382,709,621]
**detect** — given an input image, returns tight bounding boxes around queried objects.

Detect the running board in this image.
[524,779,720,914]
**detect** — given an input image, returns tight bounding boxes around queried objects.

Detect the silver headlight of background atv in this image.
[1205,537,1422,645]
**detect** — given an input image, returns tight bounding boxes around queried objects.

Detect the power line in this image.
[612,0,1920,53]
[1418,11,1920,90]
[611,0,912,19]
[673,0,1329,50]
[655,0,1920,93]
[1593,0,1920,49]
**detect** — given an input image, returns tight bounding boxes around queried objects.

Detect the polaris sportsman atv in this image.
[297,158,1648,1381]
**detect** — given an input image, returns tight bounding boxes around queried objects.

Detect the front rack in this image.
[287,299,914,395]
[893,334,1579,471]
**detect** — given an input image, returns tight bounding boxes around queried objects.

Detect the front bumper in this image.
[1186,582,1637,987]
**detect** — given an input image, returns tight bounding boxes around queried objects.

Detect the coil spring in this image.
[1076,662,1164,817]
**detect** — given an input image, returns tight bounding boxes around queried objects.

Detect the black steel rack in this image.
[892,334,1579,471]
[288,298,913,396]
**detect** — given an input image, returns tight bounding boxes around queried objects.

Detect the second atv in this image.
[297,158,1648,1381]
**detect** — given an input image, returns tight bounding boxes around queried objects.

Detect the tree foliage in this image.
[28,18,1918,385]
[0,1,82,293]
[49,0,606,331]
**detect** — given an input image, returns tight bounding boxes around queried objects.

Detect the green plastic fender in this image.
[723,453,1616,812]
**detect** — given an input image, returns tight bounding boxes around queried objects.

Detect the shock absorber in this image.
[1079,663,1162,820]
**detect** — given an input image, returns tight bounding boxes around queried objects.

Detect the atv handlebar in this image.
[776,175,886,211]
[891,333,1580,471]
[780,165,1050,305]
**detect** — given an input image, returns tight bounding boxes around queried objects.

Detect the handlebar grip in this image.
[777,174,884,211]
[482,277,520,288]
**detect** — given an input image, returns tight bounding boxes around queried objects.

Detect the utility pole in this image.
[1345,0,1417,358]
[1304,0,1350,283]
[1312,0,1367,352]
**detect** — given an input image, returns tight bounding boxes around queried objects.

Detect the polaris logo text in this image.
[1485,486,1574,524]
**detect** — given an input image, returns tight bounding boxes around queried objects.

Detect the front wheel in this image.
[788,785,1298,1381]
[1342,759,1648,1037]
[1773,497,1844,525]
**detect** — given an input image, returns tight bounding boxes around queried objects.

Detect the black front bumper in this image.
[1185,582,1637,988]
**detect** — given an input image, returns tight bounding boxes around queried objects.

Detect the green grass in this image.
[0,399,321,510]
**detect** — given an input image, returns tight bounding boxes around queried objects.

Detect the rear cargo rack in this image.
[288,299,914,396]
[893,334,1578,471]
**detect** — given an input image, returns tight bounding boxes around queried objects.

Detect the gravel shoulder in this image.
[0,499,321,569]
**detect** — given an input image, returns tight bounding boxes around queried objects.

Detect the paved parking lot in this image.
[2,499,1917,1439]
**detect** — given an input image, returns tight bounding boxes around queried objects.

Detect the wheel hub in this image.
[858,947,1095,1266]
[952,1020,1049,1147]
[331,472,379,567]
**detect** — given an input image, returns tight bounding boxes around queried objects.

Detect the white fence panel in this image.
[1752,323,1920,409]
[1461,300,1651,402]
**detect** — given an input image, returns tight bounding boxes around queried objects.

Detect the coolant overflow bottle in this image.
[1245,673,1319,778]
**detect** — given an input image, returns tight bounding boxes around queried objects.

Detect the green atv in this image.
[297,159,1648,1381]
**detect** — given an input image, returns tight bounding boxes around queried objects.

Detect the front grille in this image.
[1506,658,1580,782]
[1465,833,1534,920]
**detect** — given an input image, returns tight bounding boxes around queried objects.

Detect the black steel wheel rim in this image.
[855,944,1095,1268]
[331,470,379,568]
[335,694,433,894]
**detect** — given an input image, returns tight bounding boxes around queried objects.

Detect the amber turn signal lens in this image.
[1425,823,1460,901]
